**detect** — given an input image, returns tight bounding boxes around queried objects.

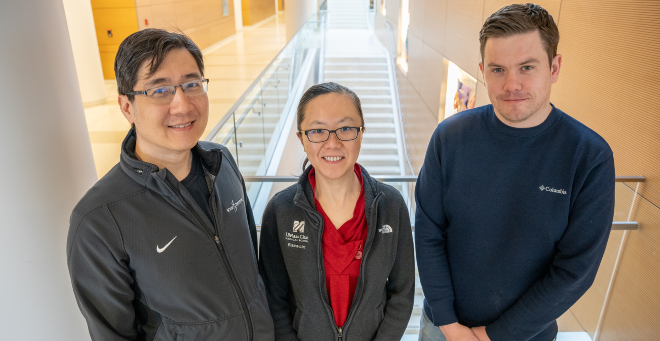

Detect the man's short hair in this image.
[479,3,559,67]
[115,29,204,101]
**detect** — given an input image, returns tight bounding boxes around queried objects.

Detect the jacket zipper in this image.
[160,171,254,341]
[338,192,382,340]
[306,192,383,341]
[206,172,254,341]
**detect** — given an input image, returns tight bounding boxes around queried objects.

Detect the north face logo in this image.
[293,221,305,233]
[378,225,393,233]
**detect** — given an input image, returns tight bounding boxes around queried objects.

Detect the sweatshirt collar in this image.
[488,103,562,137]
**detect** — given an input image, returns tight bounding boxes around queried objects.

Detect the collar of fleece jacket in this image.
[293,163,382,228]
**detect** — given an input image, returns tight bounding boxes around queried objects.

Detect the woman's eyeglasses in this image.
[301,126,363,143]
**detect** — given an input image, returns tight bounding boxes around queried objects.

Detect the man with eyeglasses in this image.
[67,29,275,341]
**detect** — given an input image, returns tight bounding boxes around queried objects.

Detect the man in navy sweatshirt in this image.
[415,4,615,341]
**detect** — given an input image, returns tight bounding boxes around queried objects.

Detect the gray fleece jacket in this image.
[258,165,415,341]
[67,130,275,341]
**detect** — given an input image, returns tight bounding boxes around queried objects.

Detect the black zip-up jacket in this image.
[258,165,415,341]
[67,130,275,341]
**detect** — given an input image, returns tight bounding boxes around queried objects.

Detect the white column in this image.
[234,0,244,30]
[62,0,107,106]
[0,1,97,340]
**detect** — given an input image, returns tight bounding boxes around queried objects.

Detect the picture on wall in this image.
[454,80,476,113]
[443,60,477,119]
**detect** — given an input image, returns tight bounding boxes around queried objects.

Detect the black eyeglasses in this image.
[125,79,209,104]
[301,126,363,143]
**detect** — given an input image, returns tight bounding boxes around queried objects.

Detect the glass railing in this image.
[205,11,326,205]
[245,175,645,230]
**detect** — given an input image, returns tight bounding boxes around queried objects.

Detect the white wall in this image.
[62,0,107,106]
[0,0,98,339]
[285,0,318,41]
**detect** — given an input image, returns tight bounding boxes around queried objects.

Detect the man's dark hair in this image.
[115,29,204,101]
[296,82,365,172]
[479,3,559,67]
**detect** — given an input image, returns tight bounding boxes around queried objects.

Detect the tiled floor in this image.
[84,13,287,179]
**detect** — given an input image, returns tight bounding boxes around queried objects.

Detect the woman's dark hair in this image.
[114,28,204,102]
[297,82,365,172]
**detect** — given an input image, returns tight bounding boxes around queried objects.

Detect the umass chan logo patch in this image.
[539,185,567,195]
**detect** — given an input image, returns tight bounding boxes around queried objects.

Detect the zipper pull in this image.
[214,236,220,244]
[337,327,343,341]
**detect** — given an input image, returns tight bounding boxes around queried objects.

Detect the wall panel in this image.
[551,0,660,204]
[93,0,236,79]
[137,0,236,50]
[91,1,139,79]
[569,229,624,338]
[474,80,489,107]
[482,0,562,25]
[397,67,437,173]
[419,44,444,118]
[408,0,425,42]
[600,192,660,340]
[551,1,660,335]
[406,34,424,93]
[421,0,447,55]
[442,0,484,79]
[242,0,276,25]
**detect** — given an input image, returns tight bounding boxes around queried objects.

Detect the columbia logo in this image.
[539,185,567,195]
[293,221,305,233]
[378,225,393,233]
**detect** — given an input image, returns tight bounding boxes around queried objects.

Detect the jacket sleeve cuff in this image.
[428,301,459,327]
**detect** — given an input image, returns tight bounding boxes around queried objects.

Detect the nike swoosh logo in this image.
[157,236,177,253]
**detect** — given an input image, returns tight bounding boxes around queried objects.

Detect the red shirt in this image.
[308,164,367,327]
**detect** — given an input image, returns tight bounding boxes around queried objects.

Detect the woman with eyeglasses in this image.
[258,82,415,341]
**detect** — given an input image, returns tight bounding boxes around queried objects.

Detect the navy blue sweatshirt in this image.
[414,104,615,341]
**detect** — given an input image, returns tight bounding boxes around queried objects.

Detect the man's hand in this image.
[439,322,480,341]
[471,326,491,341]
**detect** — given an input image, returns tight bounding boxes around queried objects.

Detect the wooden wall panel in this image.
[91,1,139,79]
[136,0,236,50]
[482,0,561,26]
[570,229,624,338]
[548,1,660,338]
[242,0,276,26]
[550,0,660,205]
[600,192,660,340]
